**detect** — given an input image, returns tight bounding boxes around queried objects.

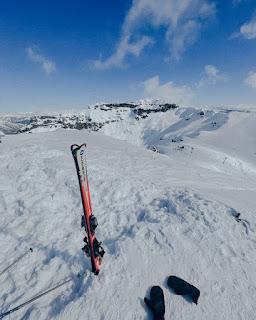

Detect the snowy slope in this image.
[0,106,256,320]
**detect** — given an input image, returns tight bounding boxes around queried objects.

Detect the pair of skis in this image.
[71,144,105,275]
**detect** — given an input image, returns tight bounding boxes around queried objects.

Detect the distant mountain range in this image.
[0,102,178,135]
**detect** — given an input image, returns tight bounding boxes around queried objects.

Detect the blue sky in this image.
[0,0,256,112]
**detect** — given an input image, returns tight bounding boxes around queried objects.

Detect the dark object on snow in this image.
[0,272,85,319]
[144,286,165,320]
[147,145,159,153]
[167,275,200,304]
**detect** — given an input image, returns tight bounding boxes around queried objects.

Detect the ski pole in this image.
[0,272,85,319]
[0,248,33,278]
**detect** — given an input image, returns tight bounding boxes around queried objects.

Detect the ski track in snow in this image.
[0,108,256,319]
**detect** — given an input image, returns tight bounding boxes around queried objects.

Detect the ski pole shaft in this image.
[0,248,33,278]
[0,276,73,319]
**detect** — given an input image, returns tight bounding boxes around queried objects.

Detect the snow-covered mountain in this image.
[0,102,178,134]
[0,100,232,149]
[0,101,255,319]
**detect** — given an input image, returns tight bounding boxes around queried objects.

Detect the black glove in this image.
[144,286,165,320]
[167,275,200,304]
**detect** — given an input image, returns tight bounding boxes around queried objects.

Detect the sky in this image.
[0,0,256,112]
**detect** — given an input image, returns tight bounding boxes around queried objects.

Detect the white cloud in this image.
[231,17,256,40]
[168,20,201,60]
[244,71,256,89]
[198,64,226,87]
[93,0,215,69]
[143,75,194,105]
[239,19,256,39]
[26,47,56,75]
[205,65,219,77]
[93,36,153,70]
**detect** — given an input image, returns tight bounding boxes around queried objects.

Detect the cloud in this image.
[92,36,153,70]
[198,64,226,87]
[143,75,194,105]
[205,65,219,77]
[244,71,256,89]
[26,47,56,75]
[239,18,256,39]
[92,0,216,69]
[231,17,256,40]
[168,20,201,60]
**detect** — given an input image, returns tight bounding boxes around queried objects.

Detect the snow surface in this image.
[0,104,256,319]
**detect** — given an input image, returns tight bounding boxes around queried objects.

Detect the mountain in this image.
[0,102,178,134]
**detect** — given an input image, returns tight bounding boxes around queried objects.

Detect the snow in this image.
[0,104,256,319]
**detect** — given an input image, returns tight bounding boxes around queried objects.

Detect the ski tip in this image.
[71,144,79,152]
[71,144,87,153]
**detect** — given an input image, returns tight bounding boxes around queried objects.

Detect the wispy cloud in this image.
[231,17,256,40]
[92,36,153,70]
[92,0,216,70]
[244,71,256,89]
[143,75,194,105]
[239,18,256,39]
[198,64,227,87]
[26,46,56,75]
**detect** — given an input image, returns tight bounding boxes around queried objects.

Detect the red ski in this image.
[71,144,105,275]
